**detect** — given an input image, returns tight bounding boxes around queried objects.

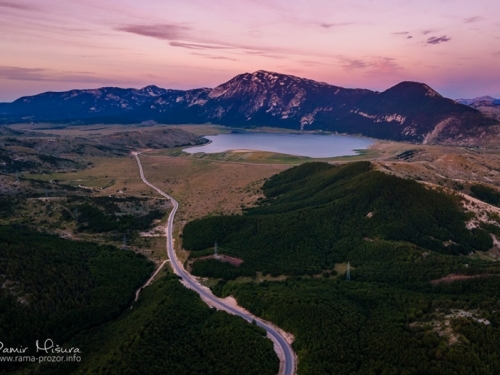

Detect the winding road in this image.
[133,152,296,375]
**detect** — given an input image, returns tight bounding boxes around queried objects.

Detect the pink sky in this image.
[1,0,499,101]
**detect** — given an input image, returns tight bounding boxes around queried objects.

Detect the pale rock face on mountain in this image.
[1,70,498,145]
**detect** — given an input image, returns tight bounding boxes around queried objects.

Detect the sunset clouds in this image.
[0,0,499,101]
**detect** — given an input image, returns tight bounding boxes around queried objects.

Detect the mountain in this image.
[1,70,498,145]
[456,96,500,106]
[0,85,173,123]
[457,96,500,122]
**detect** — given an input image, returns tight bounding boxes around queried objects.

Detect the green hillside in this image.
[183,162,493,277]
[183,161,500,374]
[28,275,279,375]
[0,225,153,371]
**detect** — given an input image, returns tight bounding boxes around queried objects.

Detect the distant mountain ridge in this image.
[456,96,500,106]
[457,96,500,122]
[1,70,498,145]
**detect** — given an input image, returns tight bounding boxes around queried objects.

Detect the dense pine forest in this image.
[0,227,279,375]
[183,161,500,374]
[21,275,279,375]
[214,276,500,375]
[183,162,493,275]
[0,225,153,372]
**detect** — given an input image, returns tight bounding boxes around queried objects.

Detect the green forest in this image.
[0,225,153,372]
[183,162,494,275]
[23,275,279,375]
[214,276,500,375]
[182,161,500,374]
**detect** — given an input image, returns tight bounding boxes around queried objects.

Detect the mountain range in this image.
[457,96,500,122]
[1,70,498,145]
[456,96,500,106]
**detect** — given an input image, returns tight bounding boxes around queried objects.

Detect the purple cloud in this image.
[243,50,285,59]
[341,59,370,70]
[422,29,434,35]
[191,53,237,61]
[117,24,189,40]
[117,23,291,55]
[320,22,353,29]
[427,35,451,44]
[0,66,123,85]
[392,31,409,35]
[170,41,230,50]
[0,66,47,81]
[0,1,37,10]
[464,16,483,24]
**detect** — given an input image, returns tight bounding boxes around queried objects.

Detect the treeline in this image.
[183,162,494,276]
[31,274,279,375]
[0,225,153,371]
[214,276,500,375]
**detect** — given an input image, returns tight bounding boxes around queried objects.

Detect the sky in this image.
[1,0,499,102]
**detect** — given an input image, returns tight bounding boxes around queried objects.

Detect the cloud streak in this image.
[427,35,451,44]
[117,24,189,40]
[170,41,230,50]
[319,22,354,29]
[0,66,123,85]
[464,16,483,24]
[0,1,38,10]
[191,53,237,61]
[117,23,300,57]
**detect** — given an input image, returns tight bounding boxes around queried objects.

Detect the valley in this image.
[3,1,500,373]
[3,123,500,374]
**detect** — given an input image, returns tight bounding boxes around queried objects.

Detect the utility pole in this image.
[73,208,79,223]
[214,242,220,260]
[346,261,351,281]
[123,234,127,249]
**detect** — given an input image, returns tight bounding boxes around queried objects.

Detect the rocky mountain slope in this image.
[457,96,500,121]
[1,71,498,145]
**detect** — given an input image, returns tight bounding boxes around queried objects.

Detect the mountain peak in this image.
[139,85,167,96]
[141,85,161,90]
[456,96,498,105]
[383,81,442,98]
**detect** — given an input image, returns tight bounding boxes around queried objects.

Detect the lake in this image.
[183,132,374,158]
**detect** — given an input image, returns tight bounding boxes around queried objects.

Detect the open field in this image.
[137,154,287,221]
[370,141,500,190]
[7,123,232,137]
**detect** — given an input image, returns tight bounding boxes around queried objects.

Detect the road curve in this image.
[133,152,296,375]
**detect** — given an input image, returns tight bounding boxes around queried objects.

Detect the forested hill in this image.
[0,225,153,372]
[48,275,278,375]
[183,161,495,278]
[183,162,500,375]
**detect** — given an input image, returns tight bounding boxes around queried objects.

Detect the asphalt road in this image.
[133,152,296,375]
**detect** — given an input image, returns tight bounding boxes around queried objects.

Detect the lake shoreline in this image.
[183,132,374,158]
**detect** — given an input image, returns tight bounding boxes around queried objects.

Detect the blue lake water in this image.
[183,132,374,158]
